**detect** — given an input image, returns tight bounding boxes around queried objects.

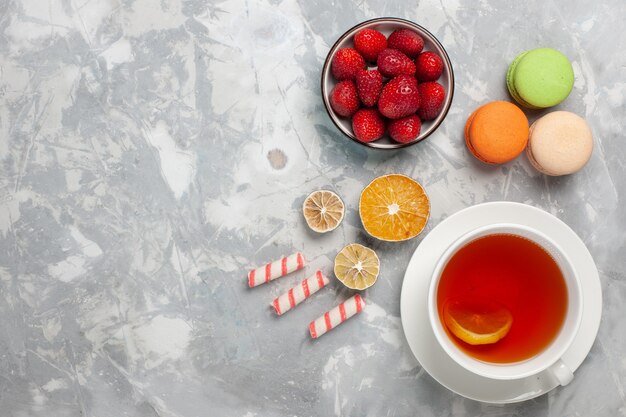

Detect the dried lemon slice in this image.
[443,299,513,345]
[334,243,380,290]
[359,174,430,242]
[302,190,345,233]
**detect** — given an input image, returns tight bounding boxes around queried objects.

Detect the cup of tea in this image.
[427,223,583,385]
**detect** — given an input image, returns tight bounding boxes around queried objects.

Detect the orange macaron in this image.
[465,101,529,164]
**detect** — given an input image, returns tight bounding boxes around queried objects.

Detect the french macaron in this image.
[526,111,593,176]
[465,101,529,164]
[506,48,574,109]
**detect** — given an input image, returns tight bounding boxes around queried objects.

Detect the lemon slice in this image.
[443,299,513,345]
[302,190,345,233]
[359,174,430,242]
[334,243,380,290]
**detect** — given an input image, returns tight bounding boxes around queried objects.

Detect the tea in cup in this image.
[428,224,582,384]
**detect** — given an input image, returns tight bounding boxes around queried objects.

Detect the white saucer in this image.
[400,202,602,403]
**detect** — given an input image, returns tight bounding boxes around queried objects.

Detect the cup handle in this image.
[548,359,574,386]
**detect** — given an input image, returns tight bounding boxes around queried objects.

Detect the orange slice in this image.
[334,243,380,290]
[359,174,430,241]
[302,190,345,233]
[443,299,513,345]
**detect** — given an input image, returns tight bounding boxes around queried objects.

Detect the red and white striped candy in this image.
[248,252,305,288]
[272,271,329,315]
[309,294,365,339]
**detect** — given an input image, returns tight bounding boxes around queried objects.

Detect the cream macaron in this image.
[526,111,593,176]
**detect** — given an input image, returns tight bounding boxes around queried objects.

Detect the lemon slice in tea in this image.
[334,243,380,290]
[302,190,345,233]
[359,174,430,242]
[443,299,513,345]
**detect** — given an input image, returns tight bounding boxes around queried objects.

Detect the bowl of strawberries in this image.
[321,17,454,149]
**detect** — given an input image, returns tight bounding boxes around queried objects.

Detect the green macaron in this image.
[506,48,574,109]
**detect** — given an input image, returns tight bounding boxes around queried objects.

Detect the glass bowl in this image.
[321,17,455,149]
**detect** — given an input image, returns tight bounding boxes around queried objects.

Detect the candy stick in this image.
[272,271,330,315]
[309,294,365,339]
[248,252,305,288]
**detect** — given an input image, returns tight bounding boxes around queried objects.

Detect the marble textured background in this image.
[1,0,625,416]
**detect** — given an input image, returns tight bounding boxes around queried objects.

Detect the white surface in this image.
[401,201,602,403]
[2,0,624,414]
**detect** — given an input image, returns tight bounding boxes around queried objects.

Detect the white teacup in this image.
[427,223,583,385]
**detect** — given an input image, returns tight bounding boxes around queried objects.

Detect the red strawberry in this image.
[331,48,366,81]
[377,49,416,78]
[355,69,383,107]
[354,28,387,62]
[377,75,420,119]
[387,29,424,58]
[417,82,446,120]
[329,80,360,117]
[415,51,444,82]
[352,108,385,143]
[388,115,422,143]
